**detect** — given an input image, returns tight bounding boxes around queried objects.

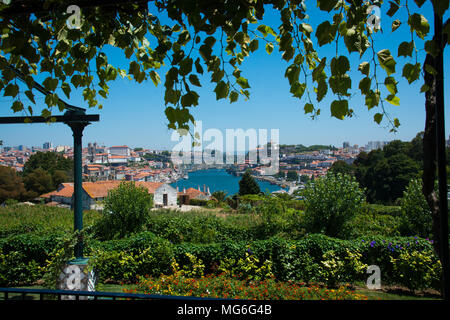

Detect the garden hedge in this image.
[0,231,441,291]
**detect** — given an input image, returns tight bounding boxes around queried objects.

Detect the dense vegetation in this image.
[0,152,74,202]
[0,173,443,297]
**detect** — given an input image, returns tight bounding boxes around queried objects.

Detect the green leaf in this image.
[408,13,430,39]
[164,88,180,105]
[420,84,430,93]
[12,100,24,112]
[300,23,313,36]
[394,118,400,127]
[61,83,71,99]
[229,91,239,103]
[290,82,306,99]
[424,40,439,57]
[374,113,383,124]
[284,65,300,86]
[177,30,191,45]
[359,77,371,95]
[41,108,51,119]
[398,41,414,57]
[188,74,201,87]
[317,0,339,12]
[98,90,108,99]
[444,20,450,45]
[265,42,274,55]
[257,25,269,37]
[3,84,19,98]
[387,1,400,17]
[414,0,426,7]
[365,90,380,110]
[386,94,400,106]
[316,79,328,102]
[304,103,314,114]
[236,77,250,89]
[330,100,349,120]
[377,49,396,75]
[150,70,161,87]
[181,91,199,107]
[249,39,259,52]
[195,58,204,74]
[43,77,58,91]
[25,90,36,104]
[316,21,337,46]
[384,76,398,95]
[214,81,229,100]
[392,19,401,32]
[179,58,193,76]
[358,62,370,76]
[329,75,351,96]
[402,63,421,84]
[330,56,350,76]
[204,36,216,48]
[344,26,370,56]
[424,63,437,75]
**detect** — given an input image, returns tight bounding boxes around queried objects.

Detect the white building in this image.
[108,146,131,157]
[153,183,178,207]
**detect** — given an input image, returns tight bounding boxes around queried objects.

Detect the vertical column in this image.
[68,122,89,260]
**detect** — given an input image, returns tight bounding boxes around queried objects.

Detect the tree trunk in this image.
[422,50,441,256]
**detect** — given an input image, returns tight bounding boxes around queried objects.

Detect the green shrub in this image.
[347,206,401,237]
[302,173,366,238]
[189,199,208,206]
[391,249,442,292]
[95,181,153,239]
[0,249,41,286]
[89,232,173,282]
[398,179,434,238]
[0,204,101,238]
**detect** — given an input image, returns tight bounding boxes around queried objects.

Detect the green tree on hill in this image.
[23,168,54,199]
[329,160,354,176]
[0,165,27,203]
[286,170,298,181]
[239,170,260,196]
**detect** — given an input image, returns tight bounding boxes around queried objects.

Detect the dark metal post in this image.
[434,12,449,300]
[67,119,89,260]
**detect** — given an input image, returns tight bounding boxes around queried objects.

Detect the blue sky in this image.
[0,1,449,150]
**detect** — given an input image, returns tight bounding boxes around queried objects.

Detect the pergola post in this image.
[67,119,89,261]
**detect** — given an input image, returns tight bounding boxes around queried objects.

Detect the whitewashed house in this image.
[153,183,178,207]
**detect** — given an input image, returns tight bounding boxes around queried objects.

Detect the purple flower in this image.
[370,241,376,248]
[247,248,253,255]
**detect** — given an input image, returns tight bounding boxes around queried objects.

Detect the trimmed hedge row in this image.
[0,231,441,291]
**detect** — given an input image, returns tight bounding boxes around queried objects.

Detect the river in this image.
[170,168,285,195]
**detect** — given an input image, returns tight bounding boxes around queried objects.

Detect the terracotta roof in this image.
[40,183,74,198]
[82,181,163,198]
[40,181,164,199]
[179,187,206,197]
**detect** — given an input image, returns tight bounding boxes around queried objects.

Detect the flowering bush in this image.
[391,249,442,292]
[131,273,368,300]
[216,248,274,281]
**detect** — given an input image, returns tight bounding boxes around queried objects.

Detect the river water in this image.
[170,168,284,196]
